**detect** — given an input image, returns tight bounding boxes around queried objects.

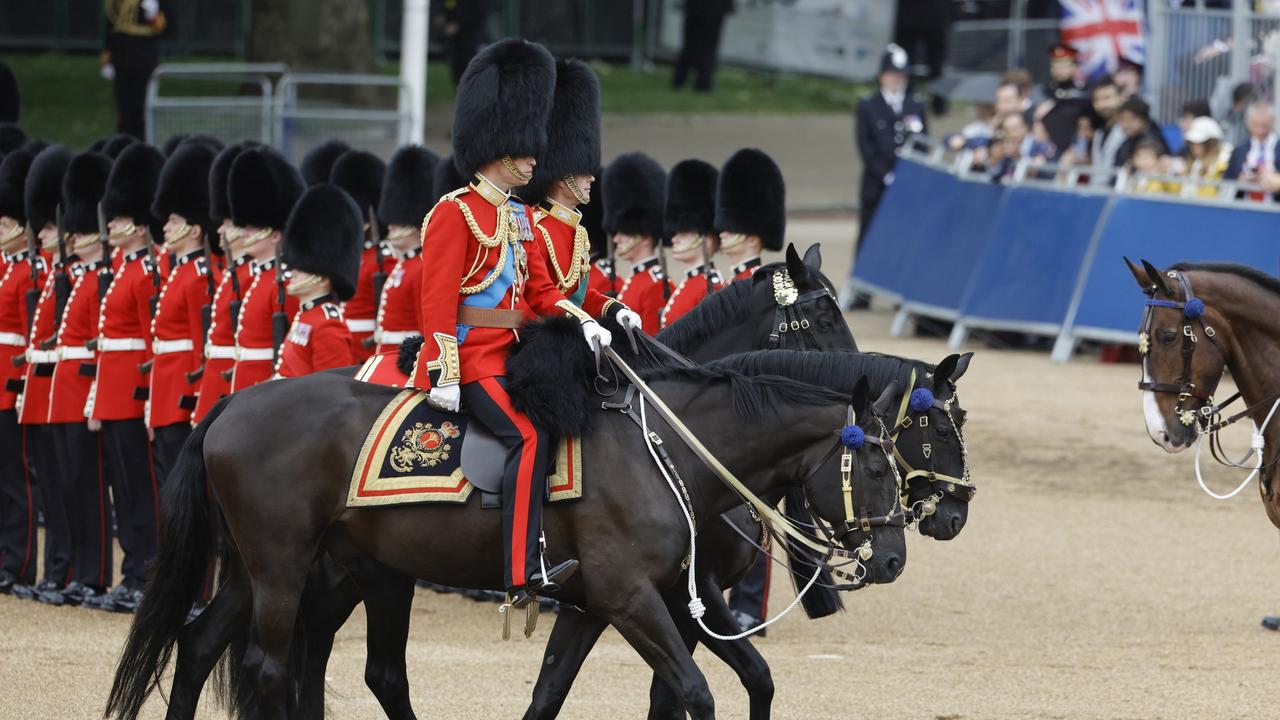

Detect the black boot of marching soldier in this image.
[1262,616,1280,631]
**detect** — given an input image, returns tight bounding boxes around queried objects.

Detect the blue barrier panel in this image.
[1064,196,1280,342]
[898,178,1005,315]
[852,158,959,299]
[956,186,1108,332]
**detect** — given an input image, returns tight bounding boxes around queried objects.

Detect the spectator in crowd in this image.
[1218,82,1255,147]
[102,0,168,139]
[1224,102,1279,181]
[1114,59,1143,99]
[1182,116,1232,182]
[1043,44,1087,102]
[434,0,490,86]
[1035,45,1091,155]
[996,69,1034,121]
[1178,100,1212,138]
[1113,97,1169,168]
[1090,76,1127,167]
[673,0,734,92]
[1058,112,1097,166]
[1129,139,1177,194]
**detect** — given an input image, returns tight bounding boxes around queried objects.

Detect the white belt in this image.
[26,349,56,364]
[205,344,236,360]
[98,337,147,352]
[376,330,420,345]
[235,346,274,361]
[346,318,376,333]
[153,338,195,355]
[0,332,27,347]
[56,346,93,361]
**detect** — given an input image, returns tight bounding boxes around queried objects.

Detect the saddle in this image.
[347,388,583,508]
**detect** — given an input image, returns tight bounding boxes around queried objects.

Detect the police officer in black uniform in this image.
[845,44,927,309]
[102,0,168,140]
[673,0,734,92]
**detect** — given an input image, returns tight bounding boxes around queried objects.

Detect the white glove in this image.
[616,308,642,332]
[581,320,612,351]
[100,63,116,81]
[427,384,461,412]
[141,0,160,19]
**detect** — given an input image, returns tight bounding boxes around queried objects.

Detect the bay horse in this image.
[109,346,909,719]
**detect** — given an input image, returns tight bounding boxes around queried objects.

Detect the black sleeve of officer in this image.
[855,99,890,180]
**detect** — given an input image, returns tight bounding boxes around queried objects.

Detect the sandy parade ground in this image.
[2,218,1278,720]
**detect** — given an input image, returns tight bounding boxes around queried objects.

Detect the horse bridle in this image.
[1137,270,1230,428]
[801,407,910,544]
[889,369,975,512]
[768,270,839,350]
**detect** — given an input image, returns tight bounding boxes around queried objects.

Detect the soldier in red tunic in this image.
[373,145,438,355]
[603,152,670,334]
[716,148,786,283]
[192,142,256,424]
[329,150,387,358]
[410,40,630,608]
[147,142,217,480]
[275,184,362,377]
[47,152,115,605]
[0,148,42,597]
[660,159,723,327]
[227,147,303,393]
[519,59,637,327]
[90,142,166,613]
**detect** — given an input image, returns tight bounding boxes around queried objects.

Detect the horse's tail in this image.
[106,397,231,720]
[782,487,844,619]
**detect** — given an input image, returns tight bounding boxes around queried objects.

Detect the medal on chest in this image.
[289,322,312,346]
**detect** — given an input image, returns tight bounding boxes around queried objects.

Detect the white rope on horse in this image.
[636,394,830,641]
[1194,396,1280,500]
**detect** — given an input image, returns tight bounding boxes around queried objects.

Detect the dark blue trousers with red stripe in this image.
[461,376,551,590]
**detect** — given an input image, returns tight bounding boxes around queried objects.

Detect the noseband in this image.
[768,270,839,350]
[889,369,975,515]
[1137,270,1227,428]
[802,407,910,546]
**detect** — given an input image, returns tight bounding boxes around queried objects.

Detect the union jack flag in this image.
[1059,0,1147,78]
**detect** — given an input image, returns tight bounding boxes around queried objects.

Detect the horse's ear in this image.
[950,352,974,383]
[785,243,809,282]
[1123,257,1151,292]
[873,380,900,418]
[802,243,823,271]
[1141,259,1172,295]
[851,375,871,415]
[933,355,960,391]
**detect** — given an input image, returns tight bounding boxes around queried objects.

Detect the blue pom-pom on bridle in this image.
[840,424,865,449]
[1184,297,1205,319]
[909,388,935,413]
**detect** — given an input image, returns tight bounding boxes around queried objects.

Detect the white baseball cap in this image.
[1184,116,1223,144]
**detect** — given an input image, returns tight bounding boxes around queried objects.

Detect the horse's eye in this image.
[1159,329,1178,345]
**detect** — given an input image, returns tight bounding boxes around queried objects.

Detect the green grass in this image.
[3,51,863,149]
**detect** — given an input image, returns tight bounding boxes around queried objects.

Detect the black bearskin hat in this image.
[0,149,34,223]
[582,166,606,259]
[209,141,256,224]
[329,149,385,218]
[162,133,224,157]
[0,61,18,124]
[301,139,350,187]
[61,152,112,235]
[451,38,556,178]
[603,152,666,240]
[433,154,467,200]
[102,143,165,232]
[664,159,718,237]
[0,123,27,156]
[520,58,601,207]
[228,146,304,230]
[378,145,439,227]
[21,139,48,156]
[152,142,217,235]
[716,148,785,251]
[24,145,71,232]
[101,134,138,159]
[283,184,363,301]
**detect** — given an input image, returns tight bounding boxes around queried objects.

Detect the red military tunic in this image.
[410,180,605,390]
[588,259,621,298]
[49,259,106,424]
[89,249,156,421]
[729,256,762,283]
[660,264,724,328]
[231,258,299,392]
[617,257,671,336]
[192,256,251,424]
[0,250,43,410]
[275,296,359,378]
[147,250,209,428]
[373,248,423,355]
[343,241,387,359]
[18,256,61,425]
[533,199,622,316]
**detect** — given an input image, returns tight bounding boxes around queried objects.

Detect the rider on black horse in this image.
[408,39,642,609]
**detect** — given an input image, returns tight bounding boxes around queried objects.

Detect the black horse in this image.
[108,338,910,719]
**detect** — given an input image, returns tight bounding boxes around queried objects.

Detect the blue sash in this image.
[457,199,525,343]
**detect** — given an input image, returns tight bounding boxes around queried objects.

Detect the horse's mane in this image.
[654,263,775,353]
[1171,262,1280,299]
[709,350,931,398]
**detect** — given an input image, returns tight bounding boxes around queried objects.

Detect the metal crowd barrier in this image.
[850,145,1280,363]
[145,63,287,147]
[273,73,412,167]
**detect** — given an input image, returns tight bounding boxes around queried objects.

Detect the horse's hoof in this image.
[1262,616,1280,631]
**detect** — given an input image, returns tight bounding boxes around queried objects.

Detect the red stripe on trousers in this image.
[478,376,539,586]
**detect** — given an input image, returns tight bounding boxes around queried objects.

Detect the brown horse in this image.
[108,346,910,719]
